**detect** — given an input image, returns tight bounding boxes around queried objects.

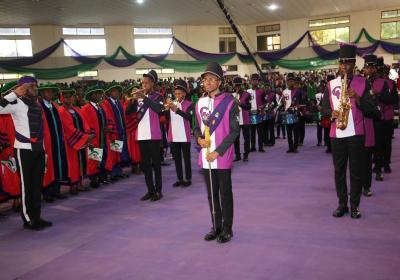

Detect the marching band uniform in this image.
[194,62,239,243]
[248,74,265,152]
[232,76,251,162]
[322,44,377,219]
[125,70,164,202]
[166,79,194,187]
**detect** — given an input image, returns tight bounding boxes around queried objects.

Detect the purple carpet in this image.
[0,126,399,280]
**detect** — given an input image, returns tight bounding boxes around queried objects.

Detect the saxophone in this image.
[336,73,352,130]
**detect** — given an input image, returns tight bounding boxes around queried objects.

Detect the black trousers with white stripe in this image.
[15,148,45,224]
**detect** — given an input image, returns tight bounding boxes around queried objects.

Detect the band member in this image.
[125,70,164,202]
[0,76,52,230]
[264,83,278,146]
[361,54,381,197]
[0,81,21,210]
[294,77,308,146]
[122,84,141,174]
[38,83,69,202]
[282,73,300,153]
[80,85,113,188]
[58,88,94,194]
[102,82,130,181]
[194,62,239,243]
[322,44,377,219]
[377,57,398,174]
[232,76,251,162]
[275,87,286,139]
[248,74,265,152]
[165,79,194,187]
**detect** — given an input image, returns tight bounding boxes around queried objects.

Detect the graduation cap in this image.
[84,84,104,99]
[143,69,158,83]
[38,83,60,93]
[123,83,140,93]
[104,81,123,94]
[60,87,76,97]
[338,43,357,63]
[0,80,18,96]
[363,54,377,66]
[174,79,189,93]
[201,62,223,80]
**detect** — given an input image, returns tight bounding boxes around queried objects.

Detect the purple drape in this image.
[174,37,235,61]
[0,39,63,66]
[257,32,309,61]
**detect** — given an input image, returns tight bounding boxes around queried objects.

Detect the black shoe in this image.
[286,149,294,153]
[217,231,233,243]
[332,206,349,217]
[150,192,163,201]
[325,149,331,153]
[250,148,256,152]
[317,143,321,146]
[100,179,111,185]
[258,149,265,152]
[351,208,361,219]
[363,189,373,197]
[233,156,241,162]
[182,181,192,187]
[376,173,383,181]
[276,136,281,139]
[38,218,53,228]
[173,181,183,187]
[52,193,68,200]
[90,181,100,189]
[23,221,45,231]
[283,136,286,139]
[77,186,91,192]
[43,196,55,203]
[243,154,249,162]
[384,165,391,174]
[140,192,154,201]
[204,228,221,241]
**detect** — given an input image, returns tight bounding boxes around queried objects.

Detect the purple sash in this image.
[136,92,160,125]
[203,94,233,136]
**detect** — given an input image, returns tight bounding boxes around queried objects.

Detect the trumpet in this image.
[127,88,146,101]
[164,98,179,110]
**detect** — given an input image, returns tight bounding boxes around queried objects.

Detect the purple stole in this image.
[195,93,235,169]
[328,75,366,138]
[239,91,250,125]
[167,100,192,143]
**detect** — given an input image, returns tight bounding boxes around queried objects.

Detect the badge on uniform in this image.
[88,147,103,162]
[110,140,124,153]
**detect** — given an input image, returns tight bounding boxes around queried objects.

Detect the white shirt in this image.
[247,89,257,111]
[282,88,292,111]
[315,92,323,106]
[170,101,187,142]
[137,98,151,141]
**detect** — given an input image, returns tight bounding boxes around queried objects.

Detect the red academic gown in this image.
[80,102,113,176]
[0,114,20,197]
[58,106,91,184]
[123,100,141,163]
[101,98,120,170]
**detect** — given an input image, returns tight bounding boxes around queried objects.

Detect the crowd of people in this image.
[0,44,398,242]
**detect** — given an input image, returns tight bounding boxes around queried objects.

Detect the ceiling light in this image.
[266,3,279,11]
[136,0,144,4]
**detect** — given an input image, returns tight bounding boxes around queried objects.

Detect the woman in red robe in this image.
[58,88,93,194]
